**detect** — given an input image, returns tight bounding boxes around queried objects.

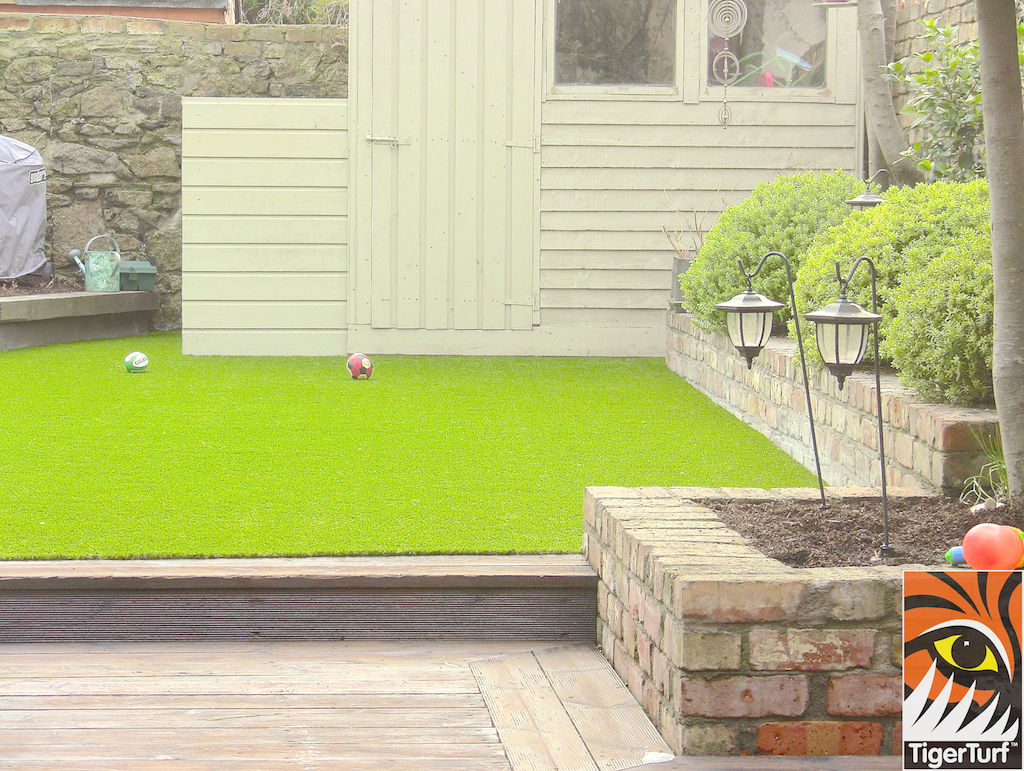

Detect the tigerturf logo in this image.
[904,571,1022,770]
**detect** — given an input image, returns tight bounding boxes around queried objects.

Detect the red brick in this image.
[653,648,672,695]
[674,579,804,622]
[0,16,32,31]
[80,17,125,33]
[757,721,883,756]
[757,720,884,753]
[637,628,654,676]
[749,629,875,671]
[893,721,902,756]
[126,18,164,34]
[677,675,809,718]
[34,16,77,32]
[827,675,902,716]
[622,613,636,657]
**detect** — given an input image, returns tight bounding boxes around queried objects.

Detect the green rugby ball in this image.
[124,351,149,373]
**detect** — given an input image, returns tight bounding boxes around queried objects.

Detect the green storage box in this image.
[119,261,157,291]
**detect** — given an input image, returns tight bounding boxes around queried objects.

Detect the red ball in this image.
[346,352,373,380]
[962,523,1024,570]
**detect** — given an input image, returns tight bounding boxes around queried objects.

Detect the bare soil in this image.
[0,274,83,297]
[705,496,1024,568]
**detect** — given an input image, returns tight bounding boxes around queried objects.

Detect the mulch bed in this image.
[706,496,1024,568]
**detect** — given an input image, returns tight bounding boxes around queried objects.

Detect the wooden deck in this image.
[0,556,903,769]
[624,760,900,770]
[0,640,671,770]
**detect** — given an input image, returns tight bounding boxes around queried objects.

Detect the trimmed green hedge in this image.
[791,179,991,372]
[678,170,865,330]
[886,230,993,405]
[679,174,995,405]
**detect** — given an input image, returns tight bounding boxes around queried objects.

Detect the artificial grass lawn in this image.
[1,334,815,559]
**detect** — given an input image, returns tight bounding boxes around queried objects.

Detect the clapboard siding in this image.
[540,100,859,126]
[540,308,666,328]
[536,6,859,335]
[182,97,349,356]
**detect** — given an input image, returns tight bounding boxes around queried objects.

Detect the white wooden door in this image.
[353,0,540,342]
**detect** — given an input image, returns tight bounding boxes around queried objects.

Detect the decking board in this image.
[0,640,671,770]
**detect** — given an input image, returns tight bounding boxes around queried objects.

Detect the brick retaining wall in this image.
[584,486,919,756]
[666,311,998,494]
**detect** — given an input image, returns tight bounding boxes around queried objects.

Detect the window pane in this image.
[708,0,826,88]
[555,0,676,85]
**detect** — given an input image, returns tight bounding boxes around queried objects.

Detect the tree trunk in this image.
[979,0,1024,505]
[858,0,922,186]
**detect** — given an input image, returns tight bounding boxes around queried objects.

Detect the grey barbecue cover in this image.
[0,136,46,279]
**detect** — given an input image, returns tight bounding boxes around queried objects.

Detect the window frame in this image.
[545,0,685,100]
[545,0,847,104]
[700,0,840,102]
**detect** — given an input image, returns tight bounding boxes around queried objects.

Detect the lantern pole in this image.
[832,256,894,557]
[722,252,826,508]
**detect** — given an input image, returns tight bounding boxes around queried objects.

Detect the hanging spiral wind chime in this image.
[708,0,747,128]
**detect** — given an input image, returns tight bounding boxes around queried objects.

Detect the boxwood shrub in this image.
[885,230,993,405]
[677,170,865,330]
[791,179,991,365]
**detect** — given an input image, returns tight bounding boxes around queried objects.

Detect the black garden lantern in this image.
[715,253,825,506]
[845,168,890,211]
[714,270,783,369]
[804,294,882,390]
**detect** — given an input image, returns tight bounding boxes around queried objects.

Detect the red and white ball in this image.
[346,352,373,380]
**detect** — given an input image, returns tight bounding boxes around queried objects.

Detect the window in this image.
[707,0,827,88]
[555,0,676,86]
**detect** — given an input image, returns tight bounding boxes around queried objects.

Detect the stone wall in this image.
[895,0,977,58]
[667,312,998,494]
[0,14,348,330]
[585,486,911,756]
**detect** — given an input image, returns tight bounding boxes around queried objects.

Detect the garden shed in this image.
[181,0,860,356]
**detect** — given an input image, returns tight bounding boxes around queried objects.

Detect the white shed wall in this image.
[537,1,860,351]
[181,98,349,356]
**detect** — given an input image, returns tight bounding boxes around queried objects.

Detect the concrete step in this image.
[0,555,598,643]
[0,290,157,351]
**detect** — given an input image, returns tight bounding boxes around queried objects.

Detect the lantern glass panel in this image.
[815,321,870,366]
[726,310,773,351]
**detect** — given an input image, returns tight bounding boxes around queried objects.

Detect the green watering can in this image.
[69,235,121,292]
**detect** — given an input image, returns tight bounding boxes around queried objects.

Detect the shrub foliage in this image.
[677,170,864,330]
[886,230,993,405]
[791,179,991,368]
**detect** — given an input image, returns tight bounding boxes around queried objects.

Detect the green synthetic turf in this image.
[1,334,815,559]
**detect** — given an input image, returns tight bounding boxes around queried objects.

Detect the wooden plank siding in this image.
[179,3,861,357]
[181,98,349,356]
[536,3,860,345]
